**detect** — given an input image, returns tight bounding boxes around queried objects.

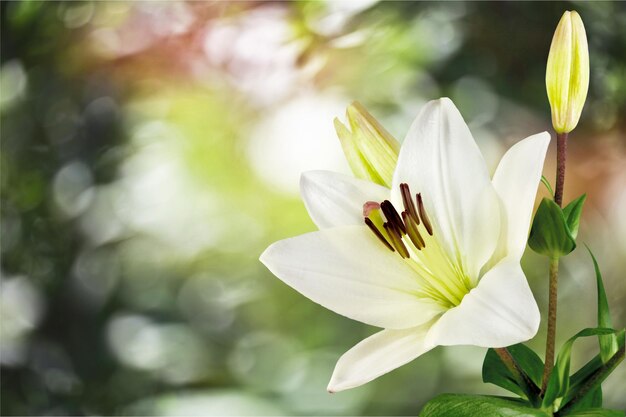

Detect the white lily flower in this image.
[260,98,550,392]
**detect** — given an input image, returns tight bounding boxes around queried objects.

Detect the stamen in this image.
[380,200,406,235]
[364,218,395,252]
[402,211,425,250]
[362,186,434,257]
[400,183,419,224]
[417,193,433,236]
[362,201,381,217]
[384,222,410,258]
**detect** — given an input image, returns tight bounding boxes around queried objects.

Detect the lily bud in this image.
[546,10,589,134]
[334,102,400,187]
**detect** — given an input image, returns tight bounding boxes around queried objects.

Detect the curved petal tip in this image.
[327,325,434,392]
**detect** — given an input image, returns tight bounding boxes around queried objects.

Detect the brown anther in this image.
[364,218,394,252]
[402,211,425,250]
[400,183,419,224]
[362,201,381,217]
[384,222,410,258]
[417,193,433,236]
[380,200,406,235]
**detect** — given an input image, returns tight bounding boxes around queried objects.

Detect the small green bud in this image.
[528,198,575,258]
[528,195,586,258]
[334,102,400,187]
[546,10,589,134]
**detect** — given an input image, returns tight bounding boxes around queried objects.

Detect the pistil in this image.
[361,184,473,308]
[362,201,381,217]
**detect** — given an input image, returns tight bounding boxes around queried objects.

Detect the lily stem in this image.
[554,132,568,207]
[495,348,541,405]
[541,131,568,395]
[541,258,560,393]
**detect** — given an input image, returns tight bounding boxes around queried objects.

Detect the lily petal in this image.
[260,226,446,329]
[392,98,500,280]
[328,323,434,392]
[491,132,551,263]
[425,260,540,348]
[301,170,389,229]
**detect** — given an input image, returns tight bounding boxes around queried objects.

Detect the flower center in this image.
[363,183,472,308]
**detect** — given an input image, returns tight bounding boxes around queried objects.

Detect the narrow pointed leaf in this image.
[587,247,619,363]
[560,387,602,414]
[542,328,619,408]
[529,198,576,257]
[541,175,555,196]
[483,344,543,400]
[560,330,625,411]
[562,194,586,239]
[567,354,603,396]
[420,394,550,417]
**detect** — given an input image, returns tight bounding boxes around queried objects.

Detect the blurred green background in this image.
[1,1,625,415]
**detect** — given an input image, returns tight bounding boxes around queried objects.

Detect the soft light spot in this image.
[247,93,351,194]
[0,60,27,112]
[53,161,95,218]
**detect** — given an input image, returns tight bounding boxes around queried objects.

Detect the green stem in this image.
[495,348,541,405]
[541,257,560,394]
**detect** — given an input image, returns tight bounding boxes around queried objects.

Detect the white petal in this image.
[392,98,500,280]
[425,260,540,348]
[328,323,435,392]
[491,132,551,262]
[300,170,389,229]
[260,226,445,329]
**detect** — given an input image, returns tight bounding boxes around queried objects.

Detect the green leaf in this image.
[560,331,625,411]
[566,354,604,399]
[420,394,551,417]
[561,409,625,417]
[587,247,619,363]
[542,328,619,408]
[541,175,555,196]
[584,388,603,409]
[561,387,602,414]
[562,194,586,239]
[528,198,576,258]
[483,344,543,400]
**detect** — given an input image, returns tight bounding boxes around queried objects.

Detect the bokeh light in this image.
[2,1,625,415]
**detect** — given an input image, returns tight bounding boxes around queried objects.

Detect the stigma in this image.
[363,183,433,259]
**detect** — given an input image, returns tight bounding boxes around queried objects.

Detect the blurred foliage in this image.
[1,1,625,416]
